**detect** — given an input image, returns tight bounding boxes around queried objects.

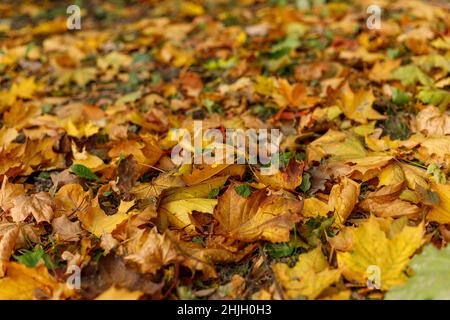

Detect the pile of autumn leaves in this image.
[0,107,449,300]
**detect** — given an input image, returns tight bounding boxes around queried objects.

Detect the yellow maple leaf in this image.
[337,82,386,124]
[328,177,360,225]
[378,163,405,187]
[64,119,100,138]
[273,247,341,299]
[303,197,331,218]
[9,77,39,101]
[159,176,228,232]
[180,1,205,16]
[54,183,91,216]
[337,216,424,290]
[0,262,70,299]
[427,183,450,224]
[307,130,367,163]
[369,59,401,82]
[71,143,105,171]
[79,198,136,237]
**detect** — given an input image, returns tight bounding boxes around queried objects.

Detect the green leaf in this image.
[299,173,311,193]
[208,187,220,199]
[234,184,252,198]
[264,242,295,258]
[41,103,53,114]
[115,90,142,106]
[386,245,450,300]
[391,88,410,105]
[417,88,450,110]
[279,151,305,168]
[413,54,450,73]
[387,48,401,59]
[70,164,99,181]
[14,245,45,268]
[390,65,433,86]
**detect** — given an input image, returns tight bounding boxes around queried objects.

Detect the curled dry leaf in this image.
[183,164,245,186]
[328,177,360,225]
[325,155,394,182]
[255,159,305,191]
[0,225,19,277]
[132,171,185,200]
[176,240,257,279]
[0,178,25,212]
[360,182,422,218]
[414,106,450,136]
[125,227,178,274]
[80,253,163,300]
[117,155,140,200]
[213,182,303,242]
[415,137,450,171]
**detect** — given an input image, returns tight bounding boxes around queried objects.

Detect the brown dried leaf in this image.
[10,192,54,223]
[214,183,303,242]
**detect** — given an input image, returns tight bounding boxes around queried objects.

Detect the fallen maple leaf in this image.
[427,183,450,224]
[0,178,25,212]
[159,176,227,232]
[80,253,163,299]
[337,216,424,290]
[0,225,19,277]
[78,196,136,237]
[0,262,70,299]
[273,247,341,299]
[359,182,421,218]
[302,197,331,219]
[414,106,450,136]
[307,130,367,163]
[328,177,360,225]
[52,215,82,242]
[336,82,386,124]
[386,245,450,300]
[182,164,244,186]
[125,227,178,274]
[255,159,305,191]
[273,78,321,109]
[213,182,303,242]
[10,192,54,223]
[54,183,91,217]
